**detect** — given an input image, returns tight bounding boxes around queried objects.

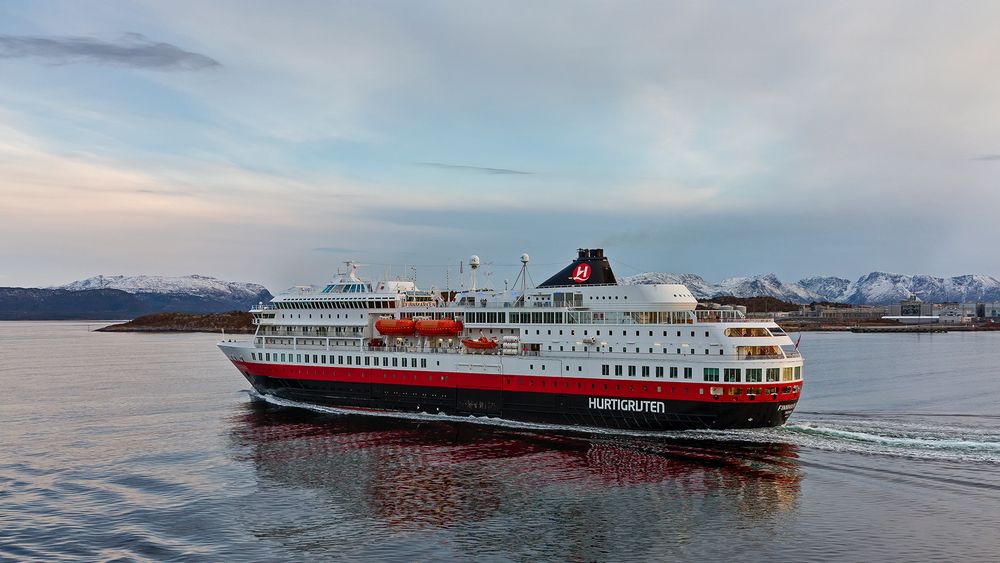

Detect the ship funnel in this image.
[538,248,617,287]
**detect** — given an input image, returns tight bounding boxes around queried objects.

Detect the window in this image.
[363,356,368,366]
[766,368,780,382]
[795,366,802,380]
[402,358,408,367]
[724,368,740,382]
[655,366,664,378]
[703,368,720,382]
[683,367,693,380]
[628,366,636,377]
[614,365,623,376]
[782,367,795,381]
[669,366,678,378]
[746,368,763,383]
[392,357,398,367]
[421,359,427,368]
[265,353,271,361]
[347,356,352,365]
[383,357,389,367]
[602,364,610,376]
[642,366,651,377]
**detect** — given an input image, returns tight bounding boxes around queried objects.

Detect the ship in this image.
[219,249,803,430]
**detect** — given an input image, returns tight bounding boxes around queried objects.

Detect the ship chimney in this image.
[538,248,617,287]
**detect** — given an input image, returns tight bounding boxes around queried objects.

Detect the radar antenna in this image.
[469,255,481,291]
[512,253,533,304]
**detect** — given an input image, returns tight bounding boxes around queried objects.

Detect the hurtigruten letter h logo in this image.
[570,263,592,283]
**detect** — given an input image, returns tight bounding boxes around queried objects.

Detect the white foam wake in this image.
[247,391,1000,464]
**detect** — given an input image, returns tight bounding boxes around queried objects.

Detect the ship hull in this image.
[243,373,796,431]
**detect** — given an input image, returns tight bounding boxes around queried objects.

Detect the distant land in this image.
[0,275,272,320]
[3,269,998,321]
[623,272,1000,305]
[98,311,255,333]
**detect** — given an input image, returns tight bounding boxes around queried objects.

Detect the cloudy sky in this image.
[2,1,999,290]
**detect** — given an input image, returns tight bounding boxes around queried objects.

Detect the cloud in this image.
[416,162,533,175]
[973,154,1000,161]
[0,33,220,70]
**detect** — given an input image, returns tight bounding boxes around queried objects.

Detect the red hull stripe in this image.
[232,361,802,404]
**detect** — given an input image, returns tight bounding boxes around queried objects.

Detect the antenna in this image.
[519,253,530,294]
[469,255,480,291]
[511,253,531,305]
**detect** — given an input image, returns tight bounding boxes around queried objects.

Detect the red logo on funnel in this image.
[571,264,592,283]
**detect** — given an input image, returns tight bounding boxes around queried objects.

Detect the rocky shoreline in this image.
[98,311,255,333]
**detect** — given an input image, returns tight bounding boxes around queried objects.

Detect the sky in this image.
[2,1,1000,291]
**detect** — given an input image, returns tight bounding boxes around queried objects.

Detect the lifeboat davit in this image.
[462,337,498,350]
[375,319,416,335]
[414,319,464,337]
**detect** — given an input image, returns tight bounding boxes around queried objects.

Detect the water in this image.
[1,323,999,561]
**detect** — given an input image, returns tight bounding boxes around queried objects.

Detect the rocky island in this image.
[98,311,256,333]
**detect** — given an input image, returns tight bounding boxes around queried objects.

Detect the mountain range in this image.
[622,272,1000,305]
[4,270,998,320]
[0,275,272,320]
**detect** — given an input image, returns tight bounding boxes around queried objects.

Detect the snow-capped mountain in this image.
[623,272,816,302]
[0,274,277,319]
[716,274,817,304]
[623,271,1000,305]
[618,273,716,299]
[797,276,852,302]
[840,272,1000,305]
[58,274,269,300]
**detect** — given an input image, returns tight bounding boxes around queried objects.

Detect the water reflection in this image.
[227,402,801,539]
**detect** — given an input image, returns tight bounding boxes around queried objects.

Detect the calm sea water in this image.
[2,322,999,562]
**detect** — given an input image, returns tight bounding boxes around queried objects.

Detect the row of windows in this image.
[704,367,801,382]
[273,299,396,310]
[467,311,507,324]
[249,352,801,383]
[598,364,802,383]
[260,325,363,334]
[601,364,695,379]
[251,351,432,369]
[532,327,716,338]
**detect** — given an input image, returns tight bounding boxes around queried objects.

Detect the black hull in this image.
[245,375,796,431]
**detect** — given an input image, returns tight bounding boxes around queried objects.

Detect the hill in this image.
[98,311,255,333]
[0,275,271,320]
[624,271,1000,304]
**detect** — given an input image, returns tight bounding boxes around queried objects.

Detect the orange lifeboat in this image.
[414,319,464,337]
[462,337,498,350]
[375,318,416,336]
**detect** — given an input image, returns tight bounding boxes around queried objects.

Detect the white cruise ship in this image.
[219,249,803,429]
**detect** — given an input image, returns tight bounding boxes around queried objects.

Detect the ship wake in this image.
[246,391,1000,464]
